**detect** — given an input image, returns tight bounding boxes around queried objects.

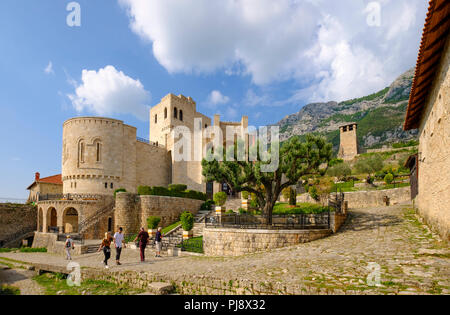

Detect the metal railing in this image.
[38,193,105,201]
[205,212,331,230]
[57,233,85,245]
[137,137,165,148]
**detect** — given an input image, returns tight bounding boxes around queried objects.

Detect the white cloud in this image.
[119,0,427,103]
[68,65,150,120]
[207,90,230,106]
[44,61,54,75]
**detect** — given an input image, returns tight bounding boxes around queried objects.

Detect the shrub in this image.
[238,208,247,214]
[213,192,227,206]
[137,186,152,195]
[180,211,194,231]
[226,209,234,214]
[152,186,170,196]
[329,158,344,167]
[147,216,161,229]
[289,187,296,206]
[241,191,249,199]
[201,200,215,210]
[281,187,291,201]
[113,188,126,198]
[19,247,47,253]
[168,184,187,192]
[327,163,352,181]
[185,190,207,201]
[0,285,20,295]
[309,186,319,201]
[384,173,394,185]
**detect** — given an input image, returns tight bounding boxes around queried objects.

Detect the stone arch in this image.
[38,208,43,232]
[63,207,79,234]
[46,207,58,233]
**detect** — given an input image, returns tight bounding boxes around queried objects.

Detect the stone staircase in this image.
[224,197,242,211]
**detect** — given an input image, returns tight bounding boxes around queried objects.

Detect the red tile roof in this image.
[27,174,62,190]
[404,0,450,130]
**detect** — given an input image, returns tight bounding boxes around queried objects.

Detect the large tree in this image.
[201,134,332,224]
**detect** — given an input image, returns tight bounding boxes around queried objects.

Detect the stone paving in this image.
[1,203,449,294]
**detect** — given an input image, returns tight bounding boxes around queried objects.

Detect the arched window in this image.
[174,107,178,119]
[79,140,85,163]
[164,107,167,119]
[180,110,183,121]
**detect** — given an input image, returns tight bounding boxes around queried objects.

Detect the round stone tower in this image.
[114,192,139,235]
[62,117,133,195]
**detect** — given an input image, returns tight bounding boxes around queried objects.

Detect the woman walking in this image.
[98,232,113,269]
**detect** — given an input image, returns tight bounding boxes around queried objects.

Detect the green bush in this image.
[185,190,207,201]
[168,184,187,192]
[201,200,215,210]
[384,173,394,185]
[309,186,319,201]
[152,186,170,196]
[0,285,20,295]
[226,209,234,214]
[147,216,161,229]
[180,211,194,231]
[238,208,247,214]
[137,186,152,195]
[241,191,249,199]
[213,192,227,206]
[113,188,126,198]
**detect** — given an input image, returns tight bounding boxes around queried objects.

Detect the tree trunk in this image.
[262,196,276,225]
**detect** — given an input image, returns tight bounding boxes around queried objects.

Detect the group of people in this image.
[64,226,164,269]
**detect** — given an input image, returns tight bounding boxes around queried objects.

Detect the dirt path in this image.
[0,267,44,295]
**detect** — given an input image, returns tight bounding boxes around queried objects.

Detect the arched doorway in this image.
[63,208,79,233]
[47,207,57,233]
[38,208,43,232]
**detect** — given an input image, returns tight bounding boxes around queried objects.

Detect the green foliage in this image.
[384,173,394,185]
[200,200,215,210]
[327,162,352,180]
[137,185,152,195]
[354,154,384,175]
[213,192,227,206]
[392,140,419,148]
[281,187,291,201]
[113,188,126,198]
[309,186,319,201]
[226,209,234,214]
[137,185,206,201]
[289,187,296,206]
[241,191,249,199]
[180,211,194,231]
[177,236,203,253]
[162,221,181,234]
[339,87,389,106]
[238,208,247,214]
[329,158,344,167]
[146,216,161,229]
[168,184,188,192]
[273,203,330,214]
[0,285,20,295]
[19,247,47,253]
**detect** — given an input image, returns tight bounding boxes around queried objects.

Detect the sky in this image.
[0,0,428,199]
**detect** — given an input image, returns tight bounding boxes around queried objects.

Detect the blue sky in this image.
[0,0,428,199]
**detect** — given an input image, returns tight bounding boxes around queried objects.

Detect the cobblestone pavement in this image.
[1,204,449,294]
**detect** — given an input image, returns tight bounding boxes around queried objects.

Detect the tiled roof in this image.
[404,0,450,130]
[27,174,62,190]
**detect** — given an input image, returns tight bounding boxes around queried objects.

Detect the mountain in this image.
[276,69,418,151]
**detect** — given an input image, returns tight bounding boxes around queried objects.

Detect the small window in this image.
[180,110,183,121]
[105,182,108,189]
[164,107,167,119]
[174,107,178,119]
[110,182,114,189]
[343,126,347,132]
[79,141,85,163]
[205,124,208,128]
[74,182,77,189]
[96,142,101,162]
[349,125,353,131]
[154,114,157,124]
[71,182,73,188]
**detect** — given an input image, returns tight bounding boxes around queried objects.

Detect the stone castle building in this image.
[404,0,449,242]
[337,122,359,161]
[33,93,248,240]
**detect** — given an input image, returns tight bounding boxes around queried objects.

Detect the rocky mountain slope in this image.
[276,69,418,151]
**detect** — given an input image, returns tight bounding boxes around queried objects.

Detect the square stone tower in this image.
[337,122,359,161]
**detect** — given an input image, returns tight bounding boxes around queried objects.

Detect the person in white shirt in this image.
[65,235,74,260]
[113,227,125,265]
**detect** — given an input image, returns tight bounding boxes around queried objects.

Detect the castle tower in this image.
[337,122,359,161]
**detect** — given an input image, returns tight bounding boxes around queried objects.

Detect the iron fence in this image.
[57,233,85,245]
[205,212,331,230]
[38,193,105,201]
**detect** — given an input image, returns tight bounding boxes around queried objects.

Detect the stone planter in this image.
[167,247,180,257]
[215,206,225,215]
[183,230,193,240]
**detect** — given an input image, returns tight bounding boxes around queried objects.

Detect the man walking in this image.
[155,227,163,258]
[134,227,149,262]
[65,235,74,260]
[113,227,125,265]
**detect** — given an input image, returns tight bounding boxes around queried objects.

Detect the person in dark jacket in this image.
[155,227,163,257]
[134,227,149,262]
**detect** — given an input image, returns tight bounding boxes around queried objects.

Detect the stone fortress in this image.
[34,93,248,242]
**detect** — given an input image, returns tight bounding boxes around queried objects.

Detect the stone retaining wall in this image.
[203,228,332,256]
[0,203,36,244]
[32,232,87,255]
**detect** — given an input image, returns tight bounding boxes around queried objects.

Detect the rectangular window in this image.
[96,143,101,162]
[110,182,114,189]
[105,182,108,189]
[155,114,157,124]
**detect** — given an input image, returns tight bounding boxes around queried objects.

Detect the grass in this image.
[177,236,204,254]
[273,203,330,214]
[0,247,47,253]
[331,180,410,192]
[0,285,21,295]
[33,272,145,295]
[162,221,181,234]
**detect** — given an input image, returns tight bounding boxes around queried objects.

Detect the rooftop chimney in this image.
[35,172,40,181]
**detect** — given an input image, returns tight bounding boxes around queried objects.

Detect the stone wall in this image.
[203,228,332,256]
[296,186,411,209]
[115,193,203,235]
[416,38,450,242]
[32,232,87,255]
[0,203,36,244]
